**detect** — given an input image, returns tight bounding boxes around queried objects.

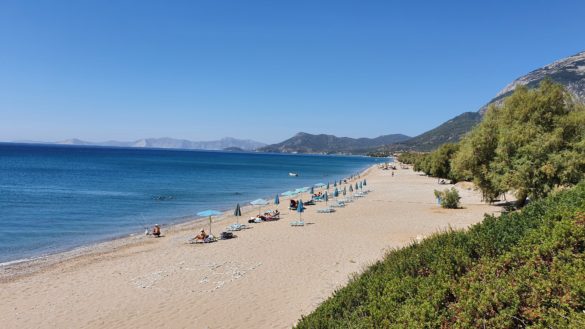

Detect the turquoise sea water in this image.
[0,143,384,263]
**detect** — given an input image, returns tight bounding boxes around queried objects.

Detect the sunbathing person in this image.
[152,224,161,237]
[195,228,208,241]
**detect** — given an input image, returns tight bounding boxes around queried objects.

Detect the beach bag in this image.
[220,232,234,240]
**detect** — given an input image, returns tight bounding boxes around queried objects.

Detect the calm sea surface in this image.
[0,143,385,263]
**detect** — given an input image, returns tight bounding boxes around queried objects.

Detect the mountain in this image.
[479,51,585,114]
[49,137,266,151]
[383,112,482,152]
[394,50,585,152]
[258,132,411,154]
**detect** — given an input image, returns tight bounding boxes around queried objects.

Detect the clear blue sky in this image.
[1,0,584,144]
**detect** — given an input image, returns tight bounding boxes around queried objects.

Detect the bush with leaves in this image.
[296,182,585,328]
[434,188,461,209]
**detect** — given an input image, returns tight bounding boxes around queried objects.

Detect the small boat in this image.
[289,172,299,177]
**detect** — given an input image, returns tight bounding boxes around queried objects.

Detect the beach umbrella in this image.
[274,194,280,205]
[297,199,305,220]
[334,181,337,187]
[326,182,330,190]
[334,187,339,198]
[197,209,222,235]
[343,186,347,196]
[250,198,269,215]
[349,185,354,192]
[310,186,314,195]
[360,181,363,190]
[355,182,359,190]
[324,191,329,205]
[364,179,367,186]
[234,203,242,224]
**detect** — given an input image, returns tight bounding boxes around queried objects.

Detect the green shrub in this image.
[434,188,461,209]
[296,182,585,328]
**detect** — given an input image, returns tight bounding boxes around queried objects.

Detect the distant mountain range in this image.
[258,132,411,154]
[260,51,585,155]
[16,137,266,151]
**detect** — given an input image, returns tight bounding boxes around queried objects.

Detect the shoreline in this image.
[0,164,503,328]
[0,163,378,281]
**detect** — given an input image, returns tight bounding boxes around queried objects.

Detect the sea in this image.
[0,143,386,264]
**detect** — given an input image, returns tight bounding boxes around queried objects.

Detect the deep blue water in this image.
[0,143,385,263]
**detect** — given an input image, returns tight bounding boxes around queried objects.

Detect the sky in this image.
[1,0,584,144]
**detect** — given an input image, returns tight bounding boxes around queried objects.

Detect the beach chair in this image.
[317,207,335,213]
[330,201,345,208]
[290,220,305,226]
[188,236,218,244]
[226,223,247,231]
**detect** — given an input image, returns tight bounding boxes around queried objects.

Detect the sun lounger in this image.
[226,223,248,231]
[290,220,305,226]
[188,236,218,244]
[330,201,345,208]
[317,207,335,213]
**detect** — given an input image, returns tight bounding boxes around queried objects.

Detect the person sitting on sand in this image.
[152,224,161,237]
[195,228,208,241]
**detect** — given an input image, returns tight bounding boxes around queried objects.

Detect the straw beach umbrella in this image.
[197,210,222,235]
[234,203,242,225]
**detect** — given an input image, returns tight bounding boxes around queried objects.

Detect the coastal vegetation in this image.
[399,81,585,206]
[434,188,461,209]
[296,182,585,328]
[297,81,585,328]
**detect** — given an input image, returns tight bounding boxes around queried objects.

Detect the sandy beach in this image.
[0,165,506,329]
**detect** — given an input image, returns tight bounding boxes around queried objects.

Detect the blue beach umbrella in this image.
[197,209,222,234]
[364,179,367,186]
[250,198,269,215]
[334,181,337,187]
[274,194,280,205]
[326,182,330,190]
[334,187,339,198]
[324,191,329,205]
[355,182,359,190]
[349,185,354,192]
[360,181,363,190]
[310,186,314,195]
[343,186,347,196]
[297,199,305,220]
[234,203,242,224]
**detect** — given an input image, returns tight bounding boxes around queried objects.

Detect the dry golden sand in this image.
[0,166,506,329]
